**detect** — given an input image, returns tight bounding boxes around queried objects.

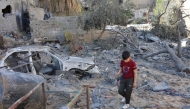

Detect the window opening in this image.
[2,5,12,18]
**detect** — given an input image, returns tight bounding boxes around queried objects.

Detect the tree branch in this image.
[171,14,190,25]
[157,0,171,24]
[177,25,182,58]
[143,49,168,59]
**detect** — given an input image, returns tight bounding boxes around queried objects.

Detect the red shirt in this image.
[120,59,137,79]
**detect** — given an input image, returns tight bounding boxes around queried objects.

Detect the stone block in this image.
[91,103,102,109]
[166,70,176,75]
[177,72,187,78]
[62,91,74,99]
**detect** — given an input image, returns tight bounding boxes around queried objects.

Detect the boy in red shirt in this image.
[115,51,137,109]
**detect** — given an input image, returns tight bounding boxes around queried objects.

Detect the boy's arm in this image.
[115,67,122,78]
[133,69,137,88]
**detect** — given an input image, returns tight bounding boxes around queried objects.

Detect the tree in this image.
[144,0,190,74]
[153,0,165,16]
[151,0,187,39]
[50,0,82,16]
[79,0,135,40]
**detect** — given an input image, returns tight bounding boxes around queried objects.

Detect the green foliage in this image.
[133,18,145,24]
[64,31,74,42]
[153,0,165,16]
[151,0,187,38]
[80,0,134,31]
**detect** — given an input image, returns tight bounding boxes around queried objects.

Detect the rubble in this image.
[145,33,160,42]
[0,25,190,109]
[150,81,170,92]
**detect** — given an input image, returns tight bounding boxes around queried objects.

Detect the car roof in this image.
[7,46,50,52]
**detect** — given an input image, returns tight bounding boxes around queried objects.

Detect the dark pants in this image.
[118,77,134,104]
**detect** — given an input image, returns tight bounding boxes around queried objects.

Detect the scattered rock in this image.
[182,106,190,109]
[177,72,187,78]
[91,103,102,108]
[166,70,176,75]
[63,91,74,99]
[145,33,160,42]
[150,81,170,91]
[152,56,159,60]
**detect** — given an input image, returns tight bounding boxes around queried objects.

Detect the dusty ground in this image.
[44,37,190,109]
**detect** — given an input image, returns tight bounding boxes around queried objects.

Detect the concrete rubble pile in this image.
[0,25,190,109]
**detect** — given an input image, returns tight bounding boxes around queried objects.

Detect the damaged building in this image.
[0,0,44,33]
[0,0,110,45]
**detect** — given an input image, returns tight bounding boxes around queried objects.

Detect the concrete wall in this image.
[30,16,110,43]
[133,8,148,19]
[0,0,19,32]
[29,7,45,20]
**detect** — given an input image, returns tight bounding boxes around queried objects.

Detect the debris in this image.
[91,103,102,108]
[182,106,190,109]
[181,38,190,47]
[152,56,159,60]
[0,46,100,76]
[93,47,101,50]
[62,91,75,99]
[56,35,65,45]
[55,43,61,49]
[150,81,170,91]
[145,33,160,42]
[166,70,176,75]
[176,72,188,78]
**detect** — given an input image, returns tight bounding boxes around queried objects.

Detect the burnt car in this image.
[0,46,100,76]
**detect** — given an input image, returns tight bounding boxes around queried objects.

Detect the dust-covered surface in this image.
[0,31,189,109]
[42,37,190,109]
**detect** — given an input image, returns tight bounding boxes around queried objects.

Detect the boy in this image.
[115,51,137,109]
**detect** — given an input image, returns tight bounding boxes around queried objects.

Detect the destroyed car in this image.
[0,46,100,76]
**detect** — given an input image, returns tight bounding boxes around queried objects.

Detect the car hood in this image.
[61,56,95,64]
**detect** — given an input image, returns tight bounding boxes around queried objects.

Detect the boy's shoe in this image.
[122,104,129,109]
[121,98,125,103]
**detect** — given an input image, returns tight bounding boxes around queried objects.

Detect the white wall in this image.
[133,8,148,18]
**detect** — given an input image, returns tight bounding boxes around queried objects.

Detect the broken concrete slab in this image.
[176,72,188,78]
[62,91,75,99]
[166,70,176,75]
[91,103,102,108]
[145,33,160,42]
[150,81,170,92]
